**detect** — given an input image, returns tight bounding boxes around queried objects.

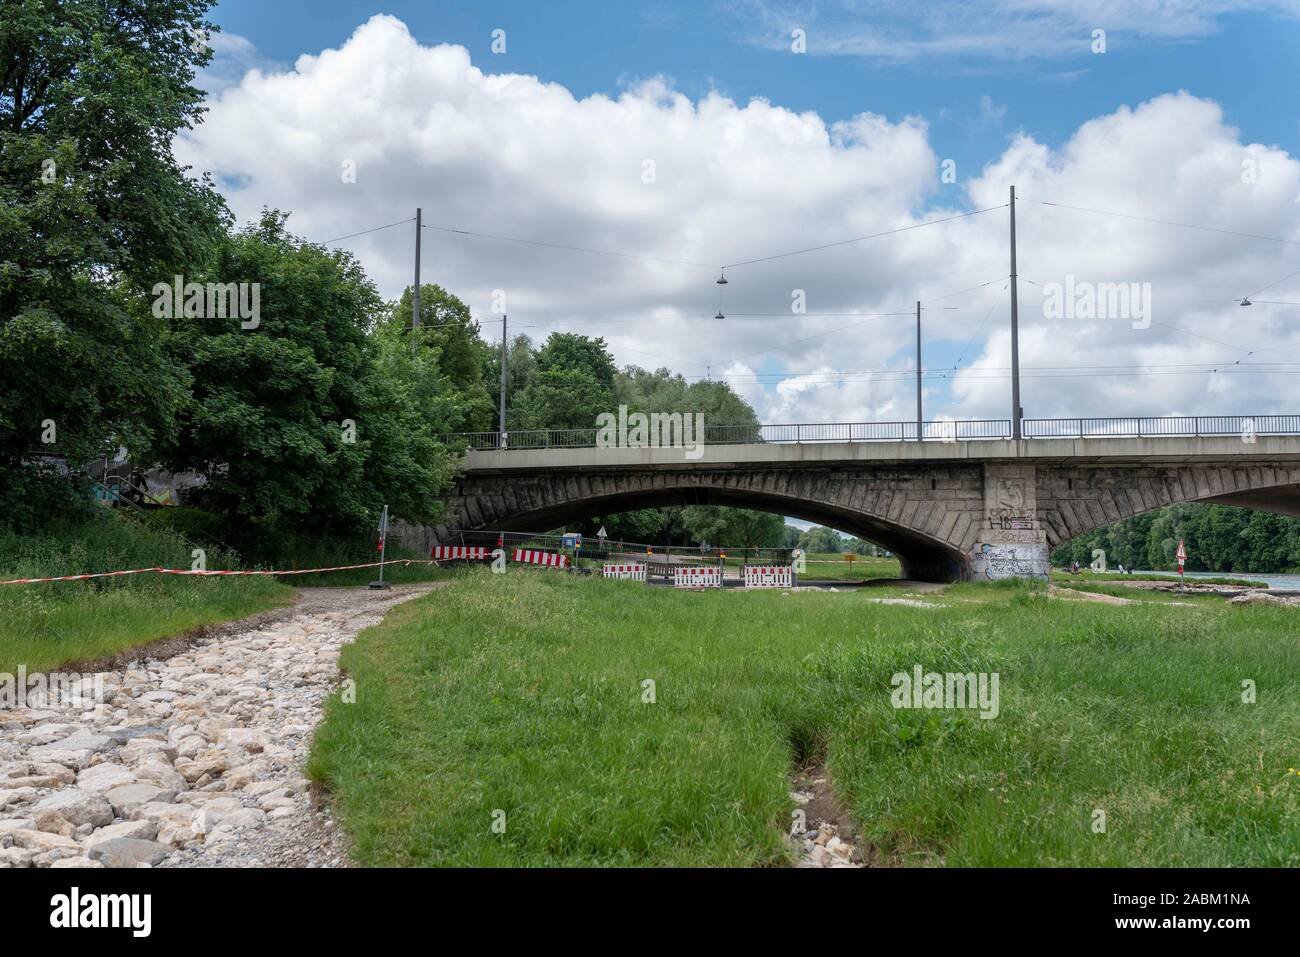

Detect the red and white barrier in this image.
[431,545,488,560]
[603,562,647,581]
[512,548,569,568]
[742,565,793,588]
[673,565,722,588]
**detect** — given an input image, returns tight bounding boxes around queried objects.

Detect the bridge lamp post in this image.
[499,313,508,448]
[916,300,922,441]
[412,208,421,348]
[1009,185,1022,440]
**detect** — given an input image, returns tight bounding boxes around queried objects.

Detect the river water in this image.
[1131,569,1300,590]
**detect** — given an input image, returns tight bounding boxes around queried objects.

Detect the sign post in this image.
[1176,539,1187,591]
[369,505,391,590]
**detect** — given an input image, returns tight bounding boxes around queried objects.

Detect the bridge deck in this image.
[464,435,1300,472]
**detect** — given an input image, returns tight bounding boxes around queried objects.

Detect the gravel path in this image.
[0,584,437,869]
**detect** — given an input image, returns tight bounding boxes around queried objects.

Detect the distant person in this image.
[1117,561,1126,575]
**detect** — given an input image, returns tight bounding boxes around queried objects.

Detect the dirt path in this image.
[0,584,438,869]
[1048,584,1136,605]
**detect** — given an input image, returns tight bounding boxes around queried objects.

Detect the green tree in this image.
[158,211,453,541]
[0,0,226,526]
[799,526,845,554]
[485,333,537,432]
[513,333,617,431]
[384,284,493,434]
[681,506,783,549]
[391,285,481,383]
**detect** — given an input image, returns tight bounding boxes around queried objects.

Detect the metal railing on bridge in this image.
[441,414,1300,450]
[441,419,1012,450]
[1021,415,1300,439]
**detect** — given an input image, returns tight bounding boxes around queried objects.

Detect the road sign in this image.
[561,532,581,548]
[842,552,856,563]
[1176,539,1187,568]
[596,526,608,541]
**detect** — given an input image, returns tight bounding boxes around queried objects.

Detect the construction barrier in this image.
[602,562,647,581]
[512,548,569,569]
[743,565,794,588]
[431,545,488,560]
[673,565,722,588]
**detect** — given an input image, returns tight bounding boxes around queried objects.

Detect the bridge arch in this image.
[407,437,1300,583]
[421,466,984,581]
[1037,462,1300,548]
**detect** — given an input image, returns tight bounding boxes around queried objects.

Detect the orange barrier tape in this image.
[0,559,441,586]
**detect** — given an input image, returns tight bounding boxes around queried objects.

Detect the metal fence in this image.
[442,415,1300,450]
[441,419,1012,450]
[1021,415,1300,439]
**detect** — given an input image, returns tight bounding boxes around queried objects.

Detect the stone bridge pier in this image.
[398,437,1300,583]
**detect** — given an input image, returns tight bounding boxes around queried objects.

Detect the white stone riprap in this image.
[788,769,865,869]
[0,585,437,868]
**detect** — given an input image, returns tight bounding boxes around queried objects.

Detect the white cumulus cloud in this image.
[176,14,1300,427]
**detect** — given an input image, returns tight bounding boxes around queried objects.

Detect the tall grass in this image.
[309,570,1300,867]
[0,511,292,672]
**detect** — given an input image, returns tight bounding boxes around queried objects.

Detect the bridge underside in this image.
[456,485,971,582]
[1201,487,1300,518]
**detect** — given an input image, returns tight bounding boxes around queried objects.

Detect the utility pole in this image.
[915,300,923,441]
[411,208,422,343]
[498,314,508,447]
[1009,185,1022,440]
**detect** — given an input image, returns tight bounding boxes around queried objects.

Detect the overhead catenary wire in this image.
[421,222,720,269]
[418,204,1004,273]
[707,275,1010,368]
[307,203,1300,399]
[681,363,1300,384]
[951,282,1009,369]
[720,205,1006,269]
[1022,197,1300,248]
[315,217,415,245]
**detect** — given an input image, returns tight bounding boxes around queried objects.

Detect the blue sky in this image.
[210,0,1299,186]
[185,1,1300,465]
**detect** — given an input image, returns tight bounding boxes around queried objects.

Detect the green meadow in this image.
[309,569,1300,867]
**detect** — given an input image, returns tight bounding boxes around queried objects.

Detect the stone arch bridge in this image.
[395,436,1300,582]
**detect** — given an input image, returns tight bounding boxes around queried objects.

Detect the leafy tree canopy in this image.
[0,0,225,506]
